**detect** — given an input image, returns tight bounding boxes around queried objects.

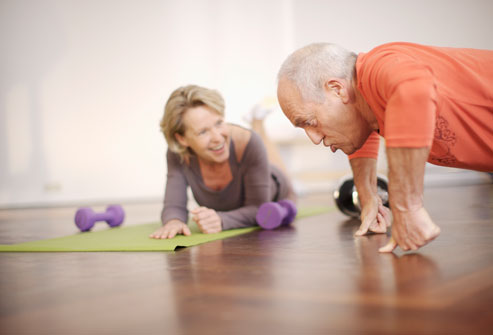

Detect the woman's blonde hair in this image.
[160,85,225,160]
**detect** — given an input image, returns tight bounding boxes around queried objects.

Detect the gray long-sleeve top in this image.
[161,130,283,230]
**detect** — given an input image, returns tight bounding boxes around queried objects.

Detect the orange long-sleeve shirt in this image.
[349,42,493,172]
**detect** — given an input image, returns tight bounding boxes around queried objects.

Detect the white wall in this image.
[292,0,493,52]
[1,0,492,207]
[0,0,294,207]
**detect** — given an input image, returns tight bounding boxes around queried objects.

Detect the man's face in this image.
[277,78,365,155]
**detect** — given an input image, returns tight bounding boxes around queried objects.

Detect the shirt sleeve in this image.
[377,54,438,147]
[161,149,189,225]
[217,132,271,230]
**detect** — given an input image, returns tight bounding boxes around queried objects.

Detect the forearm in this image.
[349,157,378,207]
[218,205,258,230]
[386,147,430,211]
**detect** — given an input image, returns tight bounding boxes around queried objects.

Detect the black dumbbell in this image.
[333,175,389,218]
[74,205,125,232]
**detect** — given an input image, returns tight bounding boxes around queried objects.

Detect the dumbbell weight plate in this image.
[105,205,125,227]
[333,178,360,218]
[74,207,95,232]
[278,199,297,226]
[376,176,389,207]
[334,175,389,218]
[256,203,284,230]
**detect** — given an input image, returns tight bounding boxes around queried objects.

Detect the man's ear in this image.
[174,132,188,147]
[324,79,350,103]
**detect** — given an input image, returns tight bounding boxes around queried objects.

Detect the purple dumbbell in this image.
[74,205,125,232]
[256,199,297,230]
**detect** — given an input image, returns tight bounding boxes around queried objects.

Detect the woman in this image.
[150,85,295,239]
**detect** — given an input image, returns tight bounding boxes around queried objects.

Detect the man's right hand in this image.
[355,194,392,236]
[349,157,391,236]
[149,219,191,239]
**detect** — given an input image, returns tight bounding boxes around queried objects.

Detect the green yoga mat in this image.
[0,206,333,252]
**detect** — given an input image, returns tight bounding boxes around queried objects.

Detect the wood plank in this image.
[0,185,492,334]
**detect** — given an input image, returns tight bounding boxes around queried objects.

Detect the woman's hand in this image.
[149,219,191,239]
[191,207,223,234]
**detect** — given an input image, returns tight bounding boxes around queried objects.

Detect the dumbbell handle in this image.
[266,205,288,218]
[91,212,112,222]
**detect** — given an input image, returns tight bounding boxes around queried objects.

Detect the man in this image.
[277,42,493,252]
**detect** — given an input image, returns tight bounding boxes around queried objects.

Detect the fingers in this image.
[191,207,222,234]
[191,207,215,223]
[149,222,191,239]
[156,227,178,239]
[356,213,389,236]
[379,237,397,253]
[149,227,167,239]
[355,196,390,236]
[195,217,222,234]
[183,225,192,236]
[149,228,173,239]
[427,225,441,242]
[355,216,373,236]
[381,209,441,253]
[370,213,387,233]
[379,204,392,227]
[406,223,440,249]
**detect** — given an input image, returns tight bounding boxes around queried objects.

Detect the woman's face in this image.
[176,105,230,164]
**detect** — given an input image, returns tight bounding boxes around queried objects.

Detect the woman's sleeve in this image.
[217,132,271,230]
[161,150,189,225]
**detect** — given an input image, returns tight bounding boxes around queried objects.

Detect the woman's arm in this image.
[150,150,190,239]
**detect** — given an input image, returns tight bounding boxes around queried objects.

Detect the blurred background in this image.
[1,0,492,208]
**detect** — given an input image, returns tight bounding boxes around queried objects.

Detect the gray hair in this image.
[278,43,357,102]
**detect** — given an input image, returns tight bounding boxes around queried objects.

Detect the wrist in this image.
[350,157,378,207]
[389,192,423,212]
[356,187,377,208]
[165,219,185,226]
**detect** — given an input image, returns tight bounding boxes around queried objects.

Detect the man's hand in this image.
[356,198,392,236]
[149,219,191,239]
[191,207,223,234]
[349,157,391,236]
[380,146,439,252]
[379,206,440,252]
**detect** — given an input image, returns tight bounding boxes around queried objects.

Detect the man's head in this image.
[277,43,371,155]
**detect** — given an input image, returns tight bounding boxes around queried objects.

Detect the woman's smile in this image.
[210,142,226,154]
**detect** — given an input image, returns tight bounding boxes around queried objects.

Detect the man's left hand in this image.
[379,206,440,252]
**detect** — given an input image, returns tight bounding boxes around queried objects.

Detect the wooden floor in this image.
[0,182,492,335]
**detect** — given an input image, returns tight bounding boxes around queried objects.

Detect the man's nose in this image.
[305,128,323,145]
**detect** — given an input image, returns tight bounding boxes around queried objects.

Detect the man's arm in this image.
[350,157,377,207]
[351,157,391,235]
[379,147,440,252]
